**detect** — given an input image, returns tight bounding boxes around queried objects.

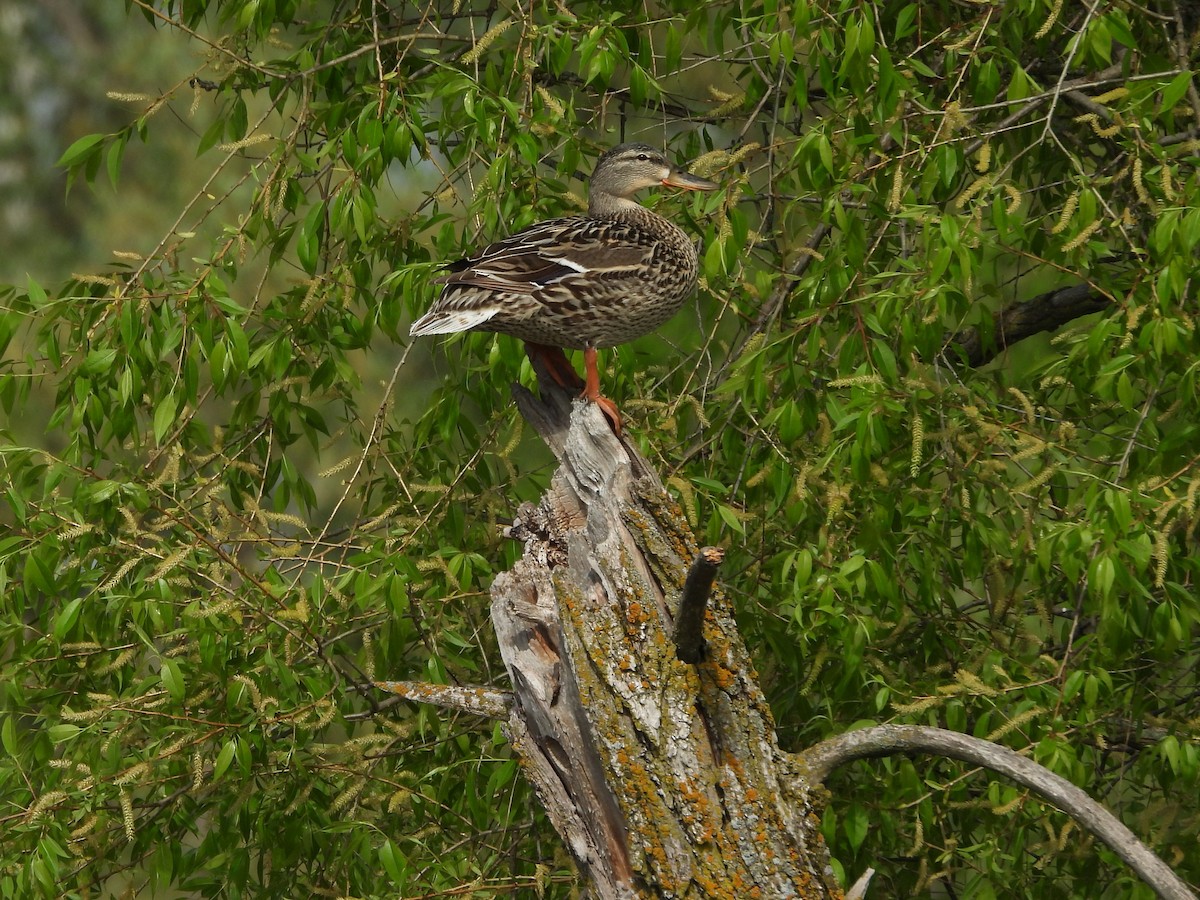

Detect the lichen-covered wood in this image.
[491,374,841,898]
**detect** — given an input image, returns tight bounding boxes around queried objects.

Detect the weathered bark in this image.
[491,370,839,898]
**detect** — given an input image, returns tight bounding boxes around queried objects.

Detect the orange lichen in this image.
[626,600,648,625]
[708,659,736,690]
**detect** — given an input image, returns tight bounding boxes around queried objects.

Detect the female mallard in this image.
[409,142,718,432]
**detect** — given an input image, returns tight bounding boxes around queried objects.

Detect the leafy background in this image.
[1,0,1197,897]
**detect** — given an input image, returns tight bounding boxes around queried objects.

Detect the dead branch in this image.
[374,680,511,719]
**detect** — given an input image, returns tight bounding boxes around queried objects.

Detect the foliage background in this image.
[1,0,1198,897]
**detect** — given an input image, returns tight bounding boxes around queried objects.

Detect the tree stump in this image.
[490,373,840,899]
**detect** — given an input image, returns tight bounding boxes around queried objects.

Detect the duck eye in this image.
[636,153,650,161]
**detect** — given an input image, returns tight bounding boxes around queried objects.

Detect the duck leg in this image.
[524,342,621,434]
[525,342,584,390]
[582,346,623,435]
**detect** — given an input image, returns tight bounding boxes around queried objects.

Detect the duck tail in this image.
[409,306,499,337]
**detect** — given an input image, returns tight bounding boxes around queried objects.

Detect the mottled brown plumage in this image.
[410,143,718,431]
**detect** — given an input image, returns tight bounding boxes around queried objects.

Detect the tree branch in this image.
[373,680,511,719]
[947,283,1113,368]
[845,867,875,900]
[800,725,1197,900]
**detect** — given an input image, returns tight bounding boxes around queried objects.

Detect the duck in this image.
[409,142,718,433]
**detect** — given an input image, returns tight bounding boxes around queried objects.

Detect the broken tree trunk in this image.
[376,366,1194,899]
[489,372,839,899]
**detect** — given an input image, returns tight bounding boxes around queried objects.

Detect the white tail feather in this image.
[409,307,500,337]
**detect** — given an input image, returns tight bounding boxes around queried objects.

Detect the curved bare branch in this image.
[800,724,1196,900]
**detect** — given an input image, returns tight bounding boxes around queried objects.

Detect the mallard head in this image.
[588,143,718,211]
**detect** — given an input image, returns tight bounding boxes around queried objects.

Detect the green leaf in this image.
[716,504,745,535]
[379,839,406,883]
[86,480,120,503]
[213,740,237,781]
[818,133,834,175]
[56,133,106,168]
[843,801,869,852]
[48,724,82,743]
[664,23,682,72]
[1062,669,1085,702]
[82,347,118,375]
[703,237,728,279]
[23,552,53,595]
[1088,553,1115,601]
[153,393,178,444]
[1161,734,1180,774]
[793,549,813,589]
[53,598,84,640]
[106,136,127,191]
[160,657,185,701]
[1161,72,1193,111]
[26,275,48,309]
[1,716,17,756]
[297,201,325,274]
[840,554,866,576]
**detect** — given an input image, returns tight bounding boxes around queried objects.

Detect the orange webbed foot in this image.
[591,393,623,435]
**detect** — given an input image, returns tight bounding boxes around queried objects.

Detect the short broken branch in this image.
[800,724,1196,900]
[673,546,724,663]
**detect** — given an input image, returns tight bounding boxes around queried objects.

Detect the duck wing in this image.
[439,216,654,292]
[410,216,658,338]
